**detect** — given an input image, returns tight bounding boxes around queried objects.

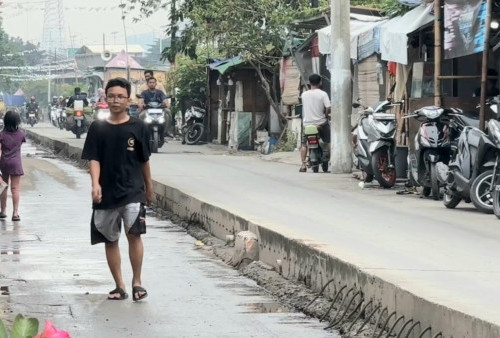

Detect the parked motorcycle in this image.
[93,102,110,121]
[436,116,498,213]
[182,105,206,145]
[352,99,402,188]
[405,106,456,200]
[142,102,167,153]
[304,125,329,173]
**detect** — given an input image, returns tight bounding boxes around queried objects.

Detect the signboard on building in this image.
[444,0,487,59]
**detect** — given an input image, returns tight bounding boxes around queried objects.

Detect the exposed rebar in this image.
[385,315,405,338]
[345,299,372,333]
[333,292,363,327]
[326,288,361,329]
[305,278,337,310]
[419,327,432,338]
[397,319,414,338]
[405,321,421,338]
[320,285,347,322]
[356,304,381,335]
[374,310,396,338]
[327,287,355,327]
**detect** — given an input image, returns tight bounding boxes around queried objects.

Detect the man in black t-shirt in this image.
[82,77,152,302]
[138,77,169,111]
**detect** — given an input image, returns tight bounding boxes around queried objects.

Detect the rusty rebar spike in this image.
[356,304,381,335]
[320,285,347,322]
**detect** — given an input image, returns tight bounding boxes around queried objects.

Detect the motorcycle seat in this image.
[460,113,480,129]
[304,125,319,135]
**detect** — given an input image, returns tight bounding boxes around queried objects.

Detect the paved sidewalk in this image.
[24,123,500,336]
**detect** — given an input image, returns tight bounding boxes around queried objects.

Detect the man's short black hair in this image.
[309,74,322,86]
[144,70,153,76]
[105,77,131,97]
[74,87,81,94]
[147,77,157,83]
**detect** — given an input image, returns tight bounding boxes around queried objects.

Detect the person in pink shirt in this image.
[0,111,26,221]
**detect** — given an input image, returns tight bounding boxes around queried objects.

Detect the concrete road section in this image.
[24,123,500,337]
[0,141,335,337]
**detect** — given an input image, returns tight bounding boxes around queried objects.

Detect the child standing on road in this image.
[82,77,153,302]
[0,111,25,221]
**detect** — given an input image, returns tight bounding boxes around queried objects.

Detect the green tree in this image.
[0,21,25,93]
[169,53,207,117]
[124,0,311,131]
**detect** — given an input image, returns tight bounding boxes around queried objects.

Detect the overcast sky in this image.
[1,0,170,47]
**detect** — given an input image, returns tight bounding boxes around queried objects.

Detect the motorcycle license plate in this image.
[74,116,84,120]
[29,113,35,117]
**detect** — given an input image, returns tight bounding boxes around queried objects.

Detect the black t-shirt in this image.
[141,89,167,106]
[81,117,151,209]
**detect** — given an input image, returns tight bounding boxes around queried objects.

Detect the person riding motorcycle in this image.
[57,96,65,108]
[66,87,89,108]
[138,77,170,112]
[25,96,39,121]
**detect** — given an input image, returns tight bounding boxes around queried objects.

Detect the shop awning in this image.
[209,56,245,74]
[317,13,387,60]
[380,4,434,65]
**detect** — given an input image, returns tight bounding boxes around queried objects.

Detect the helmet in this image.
[59,96,63,99]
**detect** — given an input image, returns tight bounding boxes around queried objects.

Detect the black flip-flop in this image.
[11,215,20,222]
[108,287,128,300]
[132,286,148,302]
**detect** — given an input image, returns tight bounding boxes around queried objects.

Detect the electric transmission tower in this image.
[41,0,66,57]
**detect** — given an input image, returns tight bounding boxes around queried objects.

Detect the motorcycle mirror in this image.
[352,103,361,108]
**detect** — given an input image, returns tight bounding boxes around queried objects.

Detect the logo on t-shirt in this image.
[127,138,135,151]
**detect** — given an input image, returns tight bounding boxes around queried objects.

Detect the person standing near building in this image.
[299,74,331,172]
[82,77,153,302]
[0,111,25,221]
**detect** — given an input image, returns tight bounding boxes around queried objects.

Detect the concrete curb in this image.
[25,130,500,338]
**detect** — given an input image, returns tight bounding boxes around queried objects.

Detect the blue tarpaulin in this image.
[3,94,25,106]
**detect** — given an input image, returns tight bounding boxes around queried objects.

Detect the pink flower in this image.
[34,320,70,338]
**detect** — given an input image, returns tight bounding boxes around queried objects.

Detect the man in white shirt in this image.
[299,73,331,172]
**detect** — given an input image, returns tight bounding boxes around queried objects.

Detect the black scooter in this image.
[405,106,457,200]
[436,115,497,213]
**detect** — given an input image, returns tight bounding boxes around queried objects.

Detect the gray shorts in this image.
[91,203,146,245]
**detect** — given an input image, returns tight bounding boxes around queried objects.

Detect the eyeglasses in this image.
[106,95,129,102]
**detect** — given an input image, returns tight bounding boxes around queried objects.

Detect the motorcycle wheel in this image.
[312,165,319,173]
[493,188,500,219]
[443,190,461,209]
[430,163,440,200]
[371,148,396,189]
[76,127,81,139]
[29,119,34,127]
[186,123,204,145]
[151,130,159,153]
[470,170,494,214]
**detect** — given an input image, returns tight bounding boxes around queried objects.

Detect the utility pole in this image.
[330,0,352,173]
[434,0,442,106]
[480,0,494,131]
